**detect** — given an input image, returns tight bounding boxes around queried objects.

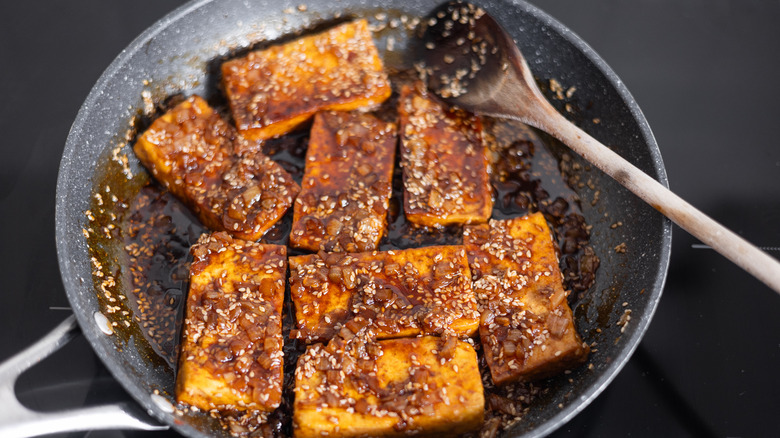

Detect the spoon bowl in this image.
[419,1,540,120]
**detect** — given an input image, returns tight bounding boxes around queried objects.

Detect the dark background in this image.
[1,0,778,437]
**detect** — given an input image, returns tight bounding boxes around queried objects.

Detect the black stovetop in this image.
[1,1,778,437]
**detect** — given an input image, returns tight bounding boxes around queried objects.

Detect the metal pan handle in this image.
[0,315,168,438]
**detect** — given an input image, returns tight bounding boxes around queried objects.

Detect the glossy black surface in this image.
[0,1,778,437]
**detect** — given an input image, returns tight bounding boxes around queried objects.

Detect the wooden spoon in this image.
[419,1,780,294]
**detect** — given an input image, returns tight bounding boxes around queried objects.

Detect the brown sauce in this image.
[97,66,597,436]
[122,186,206,366]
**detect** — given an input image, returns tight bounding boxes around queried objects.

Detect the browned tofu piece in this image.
[398,82,493,227]
[463,212,589,384]
[133,95,300,240]
[290,111,397,252]
[289,246,480,343]
[222,19,392,141]
[176,232,286,412]
[294,334,484,437]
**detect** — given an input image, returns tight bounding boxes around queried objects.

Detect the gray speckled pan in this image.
[51,0,671,437]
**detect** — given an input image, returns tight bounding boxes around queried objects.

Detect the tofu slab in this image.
[133,95,300,240]
[398,82,493,227]
[290,111,396,252]
[463,212,589,384]
[222,19,392,141]
[294,334,484,437]
[289,246,480,343]
[176,232,286,412]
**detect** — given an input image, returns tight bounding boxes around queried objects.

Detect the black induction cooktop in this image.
[1,1,778,437]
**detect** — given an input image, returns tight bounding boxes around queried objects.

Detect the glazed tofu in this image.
[289,246,480,343]
[290,111,396,252]
[222,19,392,141]
[463,212,589,384]
[398,82,492,227]
[176,232,286,412]
[294,335,484,437]
[133,95,300,240]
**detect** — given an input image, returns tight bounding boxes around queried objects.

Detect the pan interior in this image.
[55,1,670,437]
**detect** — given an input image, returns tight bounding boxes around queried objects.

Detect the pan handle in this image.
[0,315,169,438]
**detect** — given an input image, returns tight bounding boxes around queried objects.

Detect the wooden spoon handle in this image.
[536,104,780,294]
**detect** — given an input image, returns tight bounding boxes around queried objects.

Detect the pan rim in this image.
[55,0,220,435]
[55,0,672,437]
[498,1,672,436]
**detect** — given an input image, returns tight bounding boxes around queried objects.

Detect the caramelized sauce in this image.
[123,186,205,367]
[92,68,597,436]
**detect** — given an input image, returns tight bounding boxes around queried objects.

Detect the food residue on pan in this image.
[81,9,617,438]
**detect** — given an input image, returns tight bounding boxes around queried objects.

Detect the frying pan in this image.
[1,0,670,436]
